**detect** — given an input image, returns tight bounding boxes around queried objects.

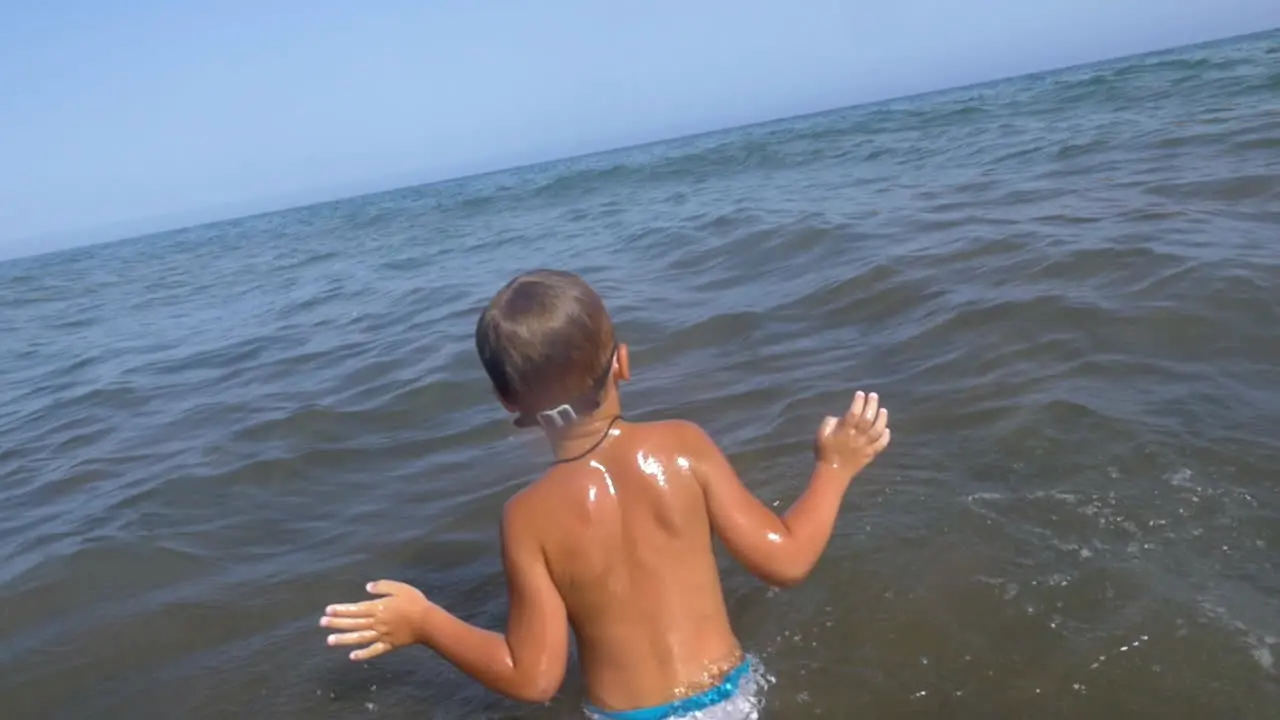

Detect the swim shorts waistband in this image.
[584,659,752,720]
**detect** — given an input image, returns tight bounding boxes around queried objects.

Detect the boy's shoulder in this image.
[629,416,701,434]
[655,418,723,460]
[607,417,720,461]
[628,417,712,441]
[500,418,722,540]
[511,419,714,497]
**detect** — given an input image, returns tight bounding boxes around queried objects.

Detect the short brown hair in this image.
[475,269,616,426]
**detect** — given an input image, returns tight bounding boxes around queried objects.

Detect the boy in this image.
[320,269,891,719]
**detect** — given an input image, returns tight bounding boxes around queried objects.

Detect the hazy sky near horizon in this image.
[2,1,1277,251]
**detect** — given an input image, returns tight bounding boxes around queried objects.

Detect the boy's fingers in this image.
[848,391,866,421]
[818,416,838,438]
[350,641,392,662]
[325,601,378,617]
[366,580,404,596]
[871,408,888,435]
[874,428,891,452]
[328,630,379,647]
[857,393,880,430]
[320,616,371,631]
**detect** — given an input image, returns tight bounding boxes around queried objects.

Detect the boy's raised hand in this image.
[320,580,431,661]
[815,391,891,473]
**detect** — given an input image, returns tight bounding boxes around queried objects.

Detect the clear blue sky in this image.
[1,1,1276,255]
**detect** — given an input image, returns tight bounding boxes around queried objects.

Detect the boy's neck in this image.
[543,394,624,463]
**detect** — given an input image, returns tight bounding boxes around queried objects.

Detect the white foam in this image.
[1166,467,1194,487]
[1249,642,1274,674]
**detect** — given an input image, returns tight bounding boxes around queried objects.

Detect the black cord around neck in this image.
[550,415,623,465]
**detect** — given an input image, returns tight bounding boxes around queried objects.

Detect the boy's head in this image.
[476,270,625,429]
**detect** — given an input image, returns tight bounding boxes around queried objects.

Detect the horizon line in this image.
[4,25,1274,265]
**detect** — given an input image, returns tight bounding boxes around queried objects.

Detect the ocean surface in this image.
[3,30,1279,719]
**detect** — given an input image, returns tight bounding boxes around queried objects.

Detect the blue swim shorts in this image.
[584,658,757,720]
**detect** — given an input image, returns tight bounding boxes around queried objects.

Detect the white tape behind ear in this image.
[536,404,578,429]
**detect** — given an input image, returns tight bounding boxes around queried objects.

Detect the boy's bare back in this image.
[515,418,742,710]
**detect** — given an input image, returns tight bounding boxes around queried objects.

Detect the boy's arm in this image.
[322,498,569,703]
[412,499,570,702]
[679,391,889,588]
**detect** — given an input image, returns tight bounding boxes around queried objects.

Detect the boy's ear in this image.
[615,343,631,382]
